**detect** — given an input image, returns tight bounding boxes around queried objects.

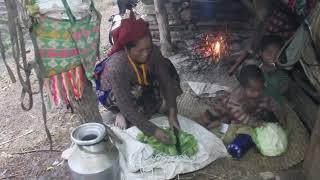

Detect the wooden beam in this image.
[153,0,172,57]
[287,82,317,131]
[304,107,320,180]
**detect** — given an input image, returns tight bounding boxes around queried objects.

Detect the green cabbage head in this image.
[251,123,288,157]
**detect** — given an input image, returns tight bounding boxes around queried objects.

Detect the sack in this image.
[36,0,91,19]
[277,2,320,91]
[299,2,320,92]
[251,123,288,157]
[111,115,229,180]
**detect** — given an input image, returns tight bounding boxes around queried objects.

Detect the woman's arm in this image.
[150,47,181,128]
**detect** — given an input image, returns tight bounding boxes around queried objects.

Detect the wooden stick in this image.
[0,129,34,146]
[0,175,17,180]
[11,149,61,155]
[228,51,250,76]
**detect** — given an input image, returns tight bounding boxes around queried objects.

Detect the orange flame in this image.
[193,33,229,62]
[212,41,221,59]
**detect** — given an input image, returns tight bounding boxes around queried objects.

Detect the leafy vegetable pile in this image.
[137,128,198,157]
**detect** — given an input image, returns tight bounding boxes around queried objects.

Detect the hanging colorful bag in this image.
[61,0,101,78]
[32,0,101,106]
[34,0,100,78]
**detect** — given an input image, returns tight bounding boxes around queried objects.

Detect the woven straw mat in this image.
[176,92,309,174]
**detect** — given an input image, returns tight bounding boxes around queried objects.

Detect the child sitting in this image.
[259,35,290,97]
[203,65,286,142]
[242,35,290,100]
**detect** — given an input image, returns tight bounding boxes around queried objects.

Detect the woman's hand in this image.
[154,128,171,144]
[115,113,127,130]
[168,107,180,129]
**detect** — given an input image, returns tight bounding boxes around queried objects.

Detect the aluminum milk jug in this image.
[68,123,120,180]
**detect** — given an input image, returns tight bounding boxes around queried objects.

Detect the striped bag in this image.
[33,0,101,107]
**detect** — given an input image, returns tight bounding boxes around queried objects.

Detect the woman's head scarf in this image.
[108,11,150,56]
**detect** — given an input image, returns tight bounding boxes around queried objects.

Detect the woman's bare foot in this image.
[115,113,127,130]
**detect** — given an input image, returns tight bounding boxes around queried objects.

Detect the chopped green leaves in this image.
[137,128,198,157]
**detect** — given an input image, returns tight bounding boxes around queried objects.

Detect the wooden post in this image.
[240,0,270,51]
[154,0,172,57]
[304,107,320,180]
[70,78,102,124]
[240,0,256,17]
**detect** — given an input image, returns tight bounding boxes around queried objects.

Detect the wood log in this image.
[228,51,250,76]
[154,0,173,56]
[304,107,320,180]
[142,4,155,15]
[142,14,157,24]
[141,0,154,5]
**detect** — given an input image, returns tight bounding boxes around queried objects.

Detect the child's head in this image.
[239,65,265,99]
[260,35,284,65]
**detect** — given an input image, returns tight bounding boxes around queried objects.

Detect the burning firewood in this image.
[192,32,230,62]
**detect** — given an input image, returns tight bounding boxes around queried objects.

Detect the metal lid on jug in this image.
[71,123,106,146]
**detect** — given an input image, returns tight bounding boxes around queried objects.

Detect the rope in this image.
[16,19,34,111]
[30,26,53,150]
[5,0,34,111]
[0,32,16,83]
[4,0,52,150]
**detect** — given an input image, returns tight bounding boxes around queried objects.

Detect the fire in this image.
[212,40,221,58]
[193,33,229,62]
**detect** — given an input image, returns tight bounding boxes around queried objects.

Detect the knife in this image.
[173,127,182,155]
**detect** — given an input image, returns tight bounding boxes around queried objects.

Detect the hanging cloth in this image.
[32,0,101,107]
